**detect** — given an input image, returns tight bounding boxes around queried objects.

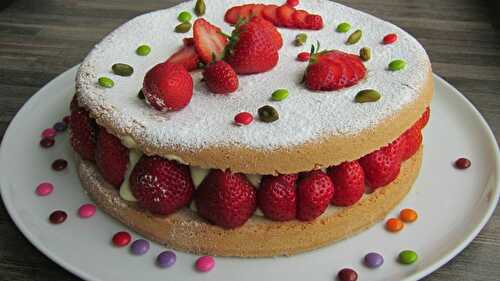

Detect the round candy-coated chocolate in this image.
[195,256,215,272]
[398,250,418,265]
[455,158,471,169]
[53,122,68,132]
[40,138,55,148]
[337,268,358,281]
[297,52,310,62]
[130,239,150,255]
[41,128,57,138]
[51,159,68,171]
[234,112,253,126]
[112,231,131,247]
[383,33,398,44]
[62,115,71,124]
[157,251,176,268]
[364,252,384,268]
[36,182,54,196]
[49,210,67,224]
[78,203,96,218]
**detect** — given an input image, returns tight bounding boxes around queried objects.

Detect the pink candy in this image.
[195,256,215,272]
[35,182,54,196]
[41,128,57,138]
[78,203,96,218]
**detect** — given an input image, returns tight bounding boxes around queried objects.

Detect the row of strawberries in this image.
[69,97,429,229]
[224,3,324,30]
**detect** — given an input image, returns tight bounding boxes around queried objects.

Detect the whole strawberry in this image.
[359,141,402,189]
[225,18,279,74]
[250,16,283,49]
[328,161,365,206]
[195,170,256,229]
[257,175,297,221]
[130,155,194,216]
[202,61,239,94]
[401,123,422,161]
[142,62,193,111]
[70,106,98,162]
[95,129,129,188]
[297,170,334,221]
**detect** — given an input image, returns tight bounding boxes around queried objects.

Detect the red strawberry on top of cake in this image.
[304,46,367,91]
[142,62,193,111]
[193,18,229,64]
[225,17,280,74]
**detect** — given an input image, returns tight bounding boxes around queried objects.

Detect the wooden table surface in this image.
[0,0,499,280]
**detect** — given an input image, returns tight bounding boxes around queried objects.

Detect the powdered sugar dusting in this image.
[76,0,431,151]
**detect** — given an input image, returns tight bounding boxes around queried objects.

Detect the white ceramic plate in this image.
[0,66,498,281]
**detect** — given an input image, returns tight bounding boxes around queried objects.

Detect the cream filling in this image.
[119,149,142,202]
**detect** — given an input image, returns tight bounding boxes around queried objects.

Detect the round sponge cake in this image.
[75,0,433,175]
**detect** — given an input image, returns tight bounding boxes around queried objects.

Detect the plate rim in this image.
[0,66,499,281]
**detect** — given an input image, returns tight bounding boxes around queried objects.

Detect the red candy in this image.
[383,33,398,44]
[234,112,253,126]
[40,138,55,148]
[455,158,471,169]
[49,210,67,224]
[41,128,57,138]
[297,52,310,62]
[51,159,68,171]
[195,256,215,272]
[112,231,132,247]
[286,0,299,7]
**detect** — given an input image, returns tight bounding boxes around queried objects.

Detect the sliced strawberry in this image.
[305,14,324,30]
[262,4,279,26]
[182,37,194,46]
[250,4,266,18]
[224,6,241,25]
[237,4,255,21]
[193,18,229,64]
[292,10,309,29]
[401,124,422,161]
[277,4,296,28]
[165,45,200,71]
[416,107,430,129]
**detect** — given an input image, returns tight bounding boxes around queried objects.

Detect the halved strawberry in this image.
[237,4,255,21]
[277,4,296,27]
[262,4,279,26]
[165,45,200,71]
[292,10,309,29]
[258,175,297,221]
[359,141,402,189]
[95,129,129,188]
[224,6,241,25]
[250,4,266,18]
[193,18,229,64]
[416,107,430,129]
[401,123,422,161]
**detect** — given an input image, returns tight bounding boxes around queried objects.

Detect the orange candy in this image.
[400,208,418,223]
[385,218,404,232]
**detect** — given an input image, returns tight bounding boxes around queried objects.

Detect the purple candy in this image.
[364,252,384,268]
[130,239,150,255]
[53,122,68,132]
[157,251,176,268]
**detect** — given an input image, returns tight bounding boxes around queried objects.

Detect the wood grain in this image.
[0,0,498,280]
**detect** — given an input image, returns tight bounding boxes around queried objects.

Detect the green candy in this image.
[136,45,151,56]
[336,22,351,33]
[195,0,206,16]
[294,33,307,46]
[178,11,192,22]
[355,89,380,103]
[258,105,279,123]
[112,63,134,76]
[175,22,192,33]
[398,250,418,265]
[346,29,362,45]
[98,77,114,88]
[271,89,289,101]
[389,59,407,71]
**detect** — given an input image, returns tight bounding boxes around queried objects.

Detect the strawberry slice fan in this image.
[72,0,434,258]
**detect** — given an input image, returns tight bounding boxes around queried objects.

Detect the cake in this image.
[72,0,433,257]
